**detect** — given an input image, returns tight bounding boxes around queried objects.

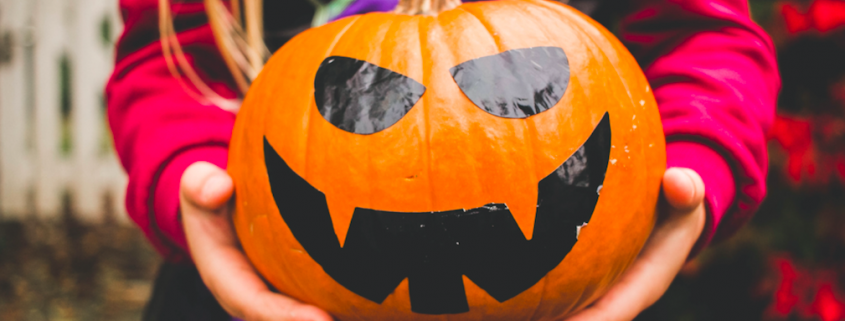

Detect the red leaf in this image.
[810,0,845,33]
[782,3,813,34]
[810,284,845,321]
[781,0,845,35]
[774,259,801,315]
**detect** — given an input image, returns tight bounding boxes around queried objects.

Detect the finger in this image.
[662,167,705,211]
[182,197,333,321]
[181,161,234,210]
[180,163,332,321]
[184,208,331,321]
[242,294,335,321]
[566,172,707,321]
[180,162,238,249]
[567,209,706,321]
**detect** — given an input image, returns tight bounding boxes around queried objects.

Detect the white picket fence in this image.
[0,0,128,223]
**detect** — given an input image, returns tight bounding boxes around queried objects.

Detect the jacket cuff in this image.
[665,141,735,257]
[153,145,229,260]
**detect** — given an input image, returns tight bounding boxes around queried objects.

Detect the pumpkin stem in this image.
[393,0,461,15]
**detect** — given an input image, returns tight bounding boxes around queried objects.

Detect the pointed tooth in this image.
[505,190,539,241]
[325,197,357,248]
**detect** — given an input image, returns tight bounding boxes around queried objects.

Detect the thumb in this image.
[662,167,705,211]
[180,161,234,210]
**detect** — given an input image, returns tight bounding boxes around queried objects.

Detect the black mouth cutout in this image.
[263,112,610,315]
[314,47,570,135]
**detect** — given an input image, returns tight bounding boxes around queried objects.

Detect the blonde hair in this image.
[157,0,269,112]
[157,0,450,111]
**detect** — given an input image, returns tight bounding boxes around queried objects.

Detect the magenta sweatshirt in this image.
[107,0,780,263]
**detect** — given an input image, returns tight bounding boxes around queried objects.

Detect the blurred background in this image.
[0,1,159,320]
[0,0,844,320]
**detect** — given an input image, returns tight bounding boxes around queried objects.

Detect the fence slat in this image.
[0,0,127,224]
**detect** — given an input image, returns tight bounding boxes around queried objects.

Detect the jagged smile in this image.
[263,113,611,315]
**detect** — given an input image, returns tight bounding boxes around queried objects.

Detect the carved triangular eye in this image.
[450,47,570,118]
[315,56,426,135]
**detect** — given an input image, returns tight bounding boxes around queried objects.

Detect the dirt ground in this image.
[0,216,161,321]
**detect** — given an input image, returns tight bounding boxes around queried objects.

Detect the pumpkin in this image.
[228,0,665,319]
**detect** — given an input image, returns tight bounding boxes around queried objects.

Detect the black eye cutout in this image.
[314,56,426,135]
[450,47,570,119]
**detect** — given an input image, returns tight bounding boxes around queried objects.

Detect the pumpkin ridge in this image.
[267,27,313,175]
[415,16,438,211]
[526,275,548,321]
[302,15,361,191]
[564,9,642,162]
[509,0,559,46]
[369,14,399,66]
[476,2,568,241]
[389,15,431,211]
[516,4,632,317]
[500,4,548,235]
[553,11,653,312]
[455,6,503,53]
[380,14,408,79]
[363,15,401,210]
[439,8,492,209]
[565,280,589,319]
[519,115,541,240]
[322,15,361,58]
[570,17,637,114]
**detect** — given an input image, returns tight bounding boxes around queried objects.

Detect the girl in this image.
[107,0,780,320]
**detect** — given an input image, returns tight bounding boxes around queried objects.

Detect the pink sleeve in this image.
[106,0,237,262]
[619,0,780,253]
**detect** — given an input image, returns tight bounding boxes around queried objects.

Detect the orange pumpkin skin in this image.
[228,0,665,320]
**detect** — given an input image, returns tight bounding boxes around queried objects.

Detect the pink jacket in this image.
[107,0,780,262]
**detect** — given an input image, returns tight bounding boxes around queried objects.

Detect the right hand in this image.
[180,161,333,321]
[565,168,707,321]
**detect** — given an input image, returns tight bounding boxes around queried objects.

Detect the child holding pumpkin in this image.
[107,0,779,320]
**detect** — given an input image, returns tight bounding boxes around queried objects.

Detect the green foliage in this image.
[99,15,112,47]
[59,53,73,156]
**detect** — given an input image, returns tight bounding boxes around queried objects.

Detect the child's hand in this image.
[565,167,707,321]
[180,162,703,321]
[180,161,334,321]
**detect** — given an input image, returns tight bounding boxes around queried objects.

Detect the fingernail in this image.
[664,167,696,208]
[201,174,227,204]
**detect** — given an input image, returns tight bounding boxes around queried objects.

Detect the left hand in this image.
[180,162,334,321]
[565,167,707,321]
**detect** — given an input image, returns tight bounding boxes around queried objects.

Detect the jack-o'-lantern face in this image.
[228,1,665,320]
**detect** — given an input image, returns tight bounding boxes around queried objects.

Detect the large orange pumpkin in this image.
[228,0,665,319]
